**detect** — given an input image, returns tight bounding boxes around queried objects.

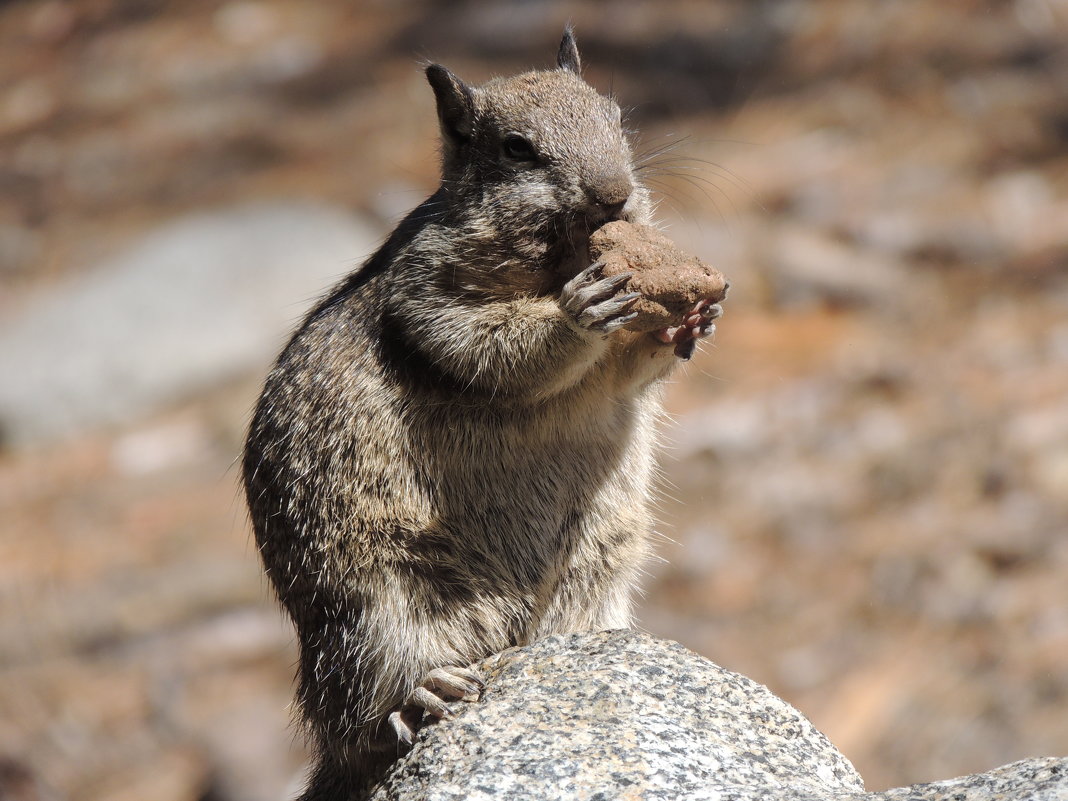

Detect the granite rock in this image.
[371,629,862,800]
[369,631,1067,801]
[858,758,1068,801]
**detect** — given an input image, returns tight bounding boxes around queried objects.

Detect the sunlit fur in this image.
[244,34,686,801]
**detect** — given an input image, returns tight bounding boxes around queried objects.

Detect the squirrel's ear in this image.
[426,64,475,143]
[557,25,581,75]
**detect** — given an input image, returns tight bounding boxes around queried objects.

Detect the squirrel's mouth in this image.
[554,225,592,283]
[553,210,628,282]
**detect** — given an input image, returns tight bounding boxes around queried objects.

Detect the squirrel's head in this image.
[424,27,651,280]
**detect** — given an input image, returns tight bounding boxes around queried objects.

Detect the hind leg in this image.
[386,665,485,746]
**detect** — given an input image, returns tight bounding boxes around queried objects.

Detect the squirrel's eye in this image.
[502,133,537,162]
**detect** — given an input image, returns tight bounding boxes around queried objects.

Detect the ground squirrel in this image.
[243,29,723,800]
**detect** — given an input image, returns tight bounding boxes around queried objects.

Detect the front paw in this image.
[655,299,723,360]
[560,262,641,334]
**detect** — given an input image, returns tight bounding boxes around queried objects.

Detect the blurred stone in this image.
[669,400,770,459]
[857,211,928,256]
[250,37,324,84]
[768,225,908,309]
[63,134,130,203]
[162,608,289,670]
[0,80,56,135]
[984,171,1067,258]
[214,1,278,46]
[371,180,431,226]
[0,201,381,447]
[1049,325,1068,365]
[110,418,213,476]
[0,757,62,801]
[78,747,211,801]
[1033,451,1068,500]
[27,1,76,46]
[0,224,41,277]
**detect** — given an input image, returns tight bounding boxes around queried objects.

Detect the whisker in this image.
[647,170,740,221]
[631,130,764,211]
[639,157,748,195]
[632,134,693,168]
[643,153,763,207]
[640,176,710,222]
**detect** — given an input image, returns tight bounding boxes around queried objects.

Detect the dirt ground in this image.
[1,2,1066,800]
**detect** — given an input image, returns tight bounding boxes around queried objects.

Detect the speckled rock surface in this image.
[370,629,863,800]
[856,758,1068,801]
[370,630,1068,801]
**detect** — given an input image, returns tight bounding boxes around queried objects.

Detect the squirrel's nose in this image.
[586,174,633,223]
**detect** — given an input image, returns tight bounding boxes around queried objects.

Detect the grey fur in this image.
[243,30,706,801]
[557,26,582,75]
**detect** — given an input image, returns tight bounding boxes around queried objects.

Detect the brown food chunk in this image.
[588,221,728,331]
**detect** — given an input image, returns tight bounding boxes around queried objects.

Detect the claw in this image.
[602,272,632,291]
[386,664,485,748]
[578,292,639,330]
[571,261,605,287]
[699,302,723,321]
[561,265,639,333]
[597,311,638,334]
[654,297,723,357]
[410,686,453,720]
[388,710,416,747]
[423,666,484,699]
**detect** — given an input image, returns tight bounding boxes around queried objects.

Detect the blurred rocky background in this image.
[0,1,1066,800]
